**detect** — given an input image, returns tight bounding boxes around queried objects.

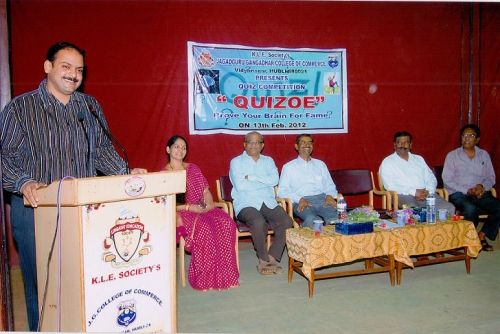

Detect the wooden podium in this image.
[32,171,185,332]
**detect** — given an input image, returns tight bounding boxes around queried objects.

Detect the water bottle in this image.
[337,195,347,222]
[426,192,436,224]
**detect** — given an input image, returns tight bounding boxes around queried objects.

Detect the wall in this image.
[7,1,500,204]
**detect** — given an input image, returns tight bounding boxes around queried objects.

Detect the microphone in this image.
[87,104,130,174]
[76,110,91,174]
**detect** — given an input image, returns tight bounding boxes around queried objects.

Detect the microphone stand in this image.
[76,111,91,175]
[87,106,130,174]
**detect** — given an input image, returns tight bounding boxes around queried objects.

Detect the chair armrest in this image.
[276,197,291,215]
[276,197,299,228]
[213,201,230,214]
[371,189,391,210]
[443,188,449,201]
[372,189,388,196]
[387,189,447,211]
[215,200,235,218]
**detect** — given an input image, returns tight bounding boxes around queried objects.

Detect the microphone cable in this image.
[37,176,75,332]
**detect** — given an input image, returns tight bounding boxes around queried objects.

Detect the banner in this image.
[83,197,172,332]
[188,42,348,135]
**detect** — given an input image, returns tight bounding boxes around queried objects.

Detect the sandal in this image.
[267,255,283,274]
[481,239,494,252]
[257,263,276,275]
[271,264,283,274]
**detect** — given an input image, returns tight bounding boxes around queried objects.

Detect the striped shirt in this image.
[0,79,127,194]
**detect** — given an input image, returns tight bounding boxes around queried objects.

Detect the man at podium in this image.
[0,41,146,331]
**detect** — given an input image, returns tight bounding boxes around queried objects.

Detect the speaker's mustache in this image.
[63,76,79,83]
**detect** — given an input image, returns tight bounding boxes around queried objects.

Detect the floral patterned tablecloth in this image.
[391,219,482,257]
[286,220,481,281]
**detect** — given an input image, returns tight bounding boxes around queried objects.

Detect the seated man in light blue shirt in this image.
[278,134,338,228]
[229,131,293,275]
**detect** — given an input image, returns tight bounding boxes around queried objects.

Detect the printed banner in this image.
[188,42,348,135]
[82,197,173,332]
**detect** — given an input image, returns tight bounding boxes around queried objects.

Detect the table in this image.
[390,219,481,284]
[286,225,413,297]
[286,220,481,297]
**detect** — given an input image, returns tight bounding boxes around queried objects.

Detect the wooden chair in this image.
[329,169,391,210]
[375,166,446,211]
[215,176,295,270]
[374,172,402,210]
[178,201,231,288]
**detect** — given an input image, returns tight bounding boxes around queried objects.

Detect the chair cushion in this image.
[236,220,273,233]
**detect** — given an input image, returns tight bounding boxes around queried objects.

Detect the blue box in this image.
[335,222,374,235]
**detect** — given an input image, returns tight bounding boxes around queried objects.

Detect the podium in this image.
[32,171,185,332]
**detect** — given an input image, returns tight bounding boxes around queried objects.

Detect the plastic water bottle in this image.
[426,192,436,224]
[337,195,347,222]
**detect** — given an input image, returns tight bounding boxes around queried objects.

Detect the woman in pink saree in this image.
[163,135,239,290]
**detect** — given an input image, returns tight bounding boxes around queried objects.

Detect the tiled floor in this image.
[10,241,500,333]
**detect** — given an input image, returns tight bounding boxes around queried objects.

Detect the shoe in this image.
[480,239,494,252]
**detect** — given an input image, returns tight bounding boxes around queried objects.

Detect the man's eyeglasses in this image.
[246,141,263,145]
[462,133,477,139]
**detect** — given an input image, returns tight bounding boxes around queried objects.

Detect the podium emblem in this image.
[111,219,144,262]
[124,176,146,197]
[103,207,151,268]
[117,299,137,327]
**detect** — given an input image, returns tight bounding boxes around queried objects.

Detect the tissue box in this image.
[335,222,374,235]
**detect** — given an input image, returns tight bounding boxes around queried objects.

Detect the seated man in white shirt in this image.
[278,134,338,228]
[379,131,454,212]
